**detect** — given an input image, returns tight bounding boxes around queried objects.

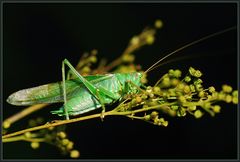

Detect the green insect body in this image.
[7,70,143,116]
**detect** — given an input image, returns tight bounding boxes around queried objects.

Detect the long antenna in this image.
[144,26,236,74]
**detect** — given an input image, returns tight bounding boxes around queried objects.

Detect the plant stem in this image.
[2,103,172,140]
[3,135,45,143]
[3,104,49,127]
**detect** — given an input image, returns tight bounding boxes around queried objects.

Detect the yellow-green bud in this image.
[122,54,135,62]
[130,36,139,45]
[135,96,142,103]
[82,66,90,73]
[91,49,98,55]
[89,56,97,63]
[159,118,165,122]
[184,76,191,82]
[144,115,151,121]
[168,69,174,75]
[171,78,179,86]
[24,132,32,138]
[31,142,40,149]
[203,102,211,109]
[3,121,11,129]
[48,126,54,130]
[198,91,205,98]
[70,150,80,158]
[146,86,152,93]
[154,118,160,125]
[147,101,158,107]
[194,79,203,85]
[178,96,186,103]
[184,85,191,94]
[131,98,136,104]
[207,95,212,100]
[171,105,179,111]
[178,83,185,90]
[225,95,232,103]
[208,86,215,93]
[189,67,196,76]
[149,93,154,98]
[58,131,67,139]
[162,77,171,87]
[232,97,238,104]
[62,139,69,146]
[155,19,163,28]
[66,142,74,150]
[218,92,226,100]
[222,85,233,93]
[212,105,221,113]
[177,108,186,117]
[194,70,202,77]
[212,92,218,98]
[232,90,238,97]
[146,35,155,45]
[153,86,160,93]
[151,111,158,119]
[173,70,181,78]
[194,110,203,118]
[189,106,197,111]
[168,89,176,96]
[162,121,168,127]
[190,84,195,92]
[141,94,148,99]
[195,84,203,92]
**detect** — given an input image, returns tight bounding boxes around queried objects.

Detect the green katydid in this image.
[6,26,235,120]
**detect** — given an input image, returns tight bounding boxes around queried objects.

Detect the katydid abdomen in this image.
[7,72,142,116]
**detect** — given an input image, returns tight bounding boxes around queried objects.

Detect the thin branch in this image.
[3,135,45,143]
[2,103,172,141]
[3,104,49,127]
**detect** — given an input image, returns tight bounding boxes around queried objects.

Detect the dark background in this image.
[3,3,238,159]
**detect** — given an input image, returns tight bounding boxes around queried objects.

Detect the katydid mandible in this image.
[6,26,235,120]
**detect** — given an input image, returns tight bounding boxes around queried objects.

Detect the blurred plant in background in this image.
[2,20,238,158]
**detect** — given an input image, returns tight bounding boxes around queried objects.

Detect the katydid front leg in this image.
[62,60,69,120]
[62,59,119,120]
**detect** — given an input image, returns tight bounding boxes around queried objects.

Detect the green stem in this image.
[2,103,172,140]
[3,104,49,128]
[3,135,45,143]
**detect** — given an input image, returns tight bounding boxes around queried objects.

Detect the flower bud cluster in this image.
[121,67,238,126]
[143,111,168,127]
[25,118,80,158]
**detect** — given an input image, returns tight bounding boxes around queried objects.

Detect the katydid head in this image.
[116,72,142,85]
[125,72,143,94]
